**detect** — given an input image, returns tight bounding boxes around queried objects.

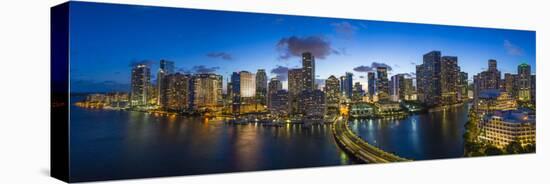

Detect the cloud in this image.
[129,59,155,67]
[177,67,191,73]
[353,65,373,72]
[353,62,393,72]
[504,40,523,56]
[276,36,338,60]
[270,65,290,81]
[206,52,234,60]
[192,65,220,73]
[331,21,359,38]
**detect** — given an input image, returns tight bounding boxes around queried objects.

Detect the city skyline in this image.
[57,2,536,182]
[69,2,535,93]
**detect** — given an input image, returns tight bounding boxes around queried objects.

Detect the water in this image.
[69,101,353,182]
[349,104,469,160]
[69,95,469,182]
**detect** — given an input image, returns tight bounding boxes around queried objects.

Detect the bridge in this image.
[332,117,410,163]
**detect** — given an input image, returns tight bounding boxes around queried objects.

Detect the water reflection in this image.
[69,103,354,182]
[350,103,469,160]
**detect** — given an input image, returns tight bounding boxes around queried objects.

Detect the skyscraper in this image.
[191,73,223,111]
[239,71,256,98]
[324,75,340,115]
[164,73,192,111]
[157,60,175,107]
[298,89,326,119]
[288,68,304,115]
[367,72,376,98]
[302,52,315,91]
[269,90,289,117]
[503,73,515,97]
[352,82,364,102]
[376,67,389,101]
[417,51,442,106]
[268,78,283,108]
[230,72,241,113]
[390,74,405,101]
[474,60,502,103]
[342,72,353,99]
[458,71,468,100]
[255,69,268,105]
[417,51,464,106]
[440,56,460,104]
[517,63,531,102]
[130,64,150,107]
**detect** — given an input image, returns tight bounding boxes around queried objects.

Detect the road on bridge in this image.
[332,116,410,163]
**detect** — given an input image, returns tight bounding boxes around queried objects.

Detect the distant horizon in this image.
[68,1,536,93]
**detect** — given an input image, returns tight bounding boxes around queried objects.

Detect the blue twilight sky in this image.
[68,1,536,93]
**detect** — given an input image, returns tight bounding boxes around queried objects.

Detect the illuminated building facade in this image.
[164,73,192,112]
[302,52,315,91]
[269,90,289,117]
[376,67,389,101]
[267,78,282,109]
[324,75,340,115]
[130,64,151,107]
[157,60,174,107]
[239,71,256,98]
[288,68,304,115]
[298,89,326,119]
[191,73,223,111]
[255,69,268,105]
[478,109,536,148]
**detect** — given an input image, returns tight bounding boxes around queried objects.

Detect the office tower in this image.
[288,68,304,115]
[268,78,283,108]
[324,75,340,115]
[164,73,192,111]
[403,78,415,100]
[342,72,353,99]
[239,71,256,98]
[298,89,326,119]
[376,67,389,101]
[503,73,516,98]
[390,74,406,101]
[302,52,315,90]
[130,64,151,107]
[473,60,502,103]
[458,71,468,100]
[230,72,241,113]
[255,69,268,105]
[191,73,223,111]
[473,60,505,108]
[517,63,531,101]
[157,60,175,107]
[368,72,376,98]
[474,60,501,98]
[416,51,445,106]
[352,82,364,102]
[440,56,460,104]
[269,90,290,117]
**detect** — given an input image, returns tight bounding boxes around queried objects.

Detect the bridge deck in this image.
[332,117,410,163]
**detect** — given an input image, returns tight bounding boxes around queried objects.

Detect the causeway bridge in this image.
[332,117,410,163]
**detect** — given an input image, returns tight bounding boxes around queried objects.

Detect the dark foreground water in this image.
[69,103,353,182]
[350,103,469,160]
[69,96,469,181]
